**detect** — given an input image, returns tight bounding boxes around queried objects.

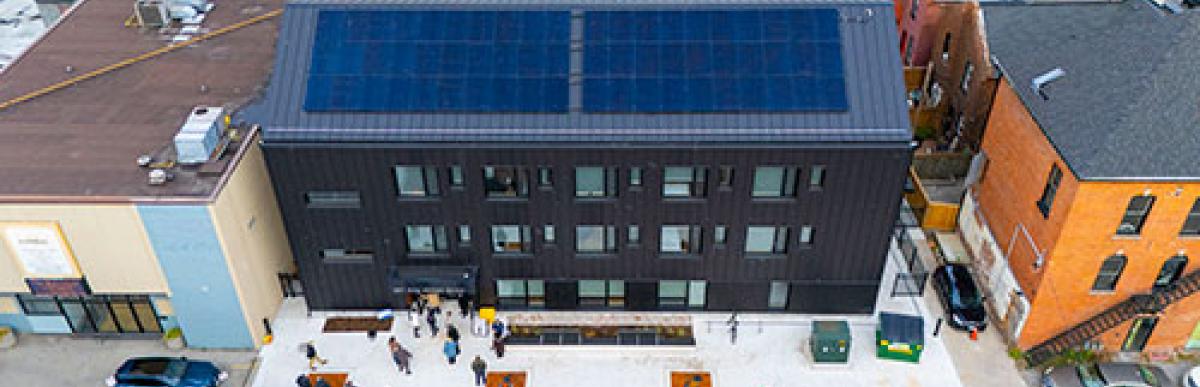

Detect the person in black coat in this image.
[458,297,471,319]
[427,310,439,337]
[447,323,460,343]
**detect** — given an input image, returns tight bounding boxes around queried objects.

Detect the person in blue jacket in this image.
[443,338,460,365]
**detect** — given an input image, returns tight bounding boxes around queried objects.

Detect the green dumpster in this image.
[810,320,851,363]
[876,312,923,363]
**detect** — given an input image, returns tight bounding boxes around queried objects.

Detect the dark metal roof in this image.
[983,1,1200,180]
[243,0,910,144]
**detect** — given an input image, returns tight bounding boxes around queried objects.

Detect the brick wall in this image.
[924,1,997,151]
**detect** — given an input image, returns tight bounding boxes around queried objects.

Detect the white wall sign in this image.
[4,225,79,277]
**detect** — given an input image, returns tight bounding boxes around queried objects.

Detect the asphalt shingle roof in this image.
[983,1,1200,180]
[243,0,910,144]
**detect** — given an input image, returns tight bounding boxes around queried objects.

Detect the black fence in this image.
[890,204,928,298]
[506,326,695,346]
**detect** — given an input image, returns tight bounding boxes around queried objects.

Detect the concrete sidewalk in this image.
[0,335,258,386]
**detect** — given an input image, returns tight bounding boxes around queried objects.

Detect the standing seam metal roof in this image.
[243,0,910,144]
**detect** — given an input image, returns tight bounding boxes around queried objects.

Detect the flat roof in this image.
[0,0,282,200]
[984,1,1200,180]
[245,0,911,144]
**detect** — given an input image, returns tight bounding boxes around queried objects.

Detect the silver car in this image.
[1043,362,1171,387]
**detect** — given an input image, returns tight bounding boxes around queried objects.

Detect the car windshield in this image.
[947,269,982,308]
[123,358,187,380]
[1076,364,1107,387]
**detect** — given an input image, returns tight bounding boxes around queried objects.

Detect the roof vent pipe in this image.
[1031,68,1065,100]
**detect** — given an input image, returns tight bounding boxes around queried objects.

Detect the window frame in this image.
[1036,165,1062,218]
[537,167,553,188]
[457,225,472,246]
[394,166,440,197]
[941,32,952,61]
[304,191,362,209]
[491,225,533,254]
[717,166,734,189]
[575,225,618,254]
[483,166,530,198]
[17,294,60,315]
[628,225,641,245]
[543,225,556,244]
[497,279,545,308]
[714,225,728,247]
[745,226,790,255]
[578,280,625,308]
[768,281,789,310]
[798,225,814,247]
[629,167,643,187]
[405,225,448,254]
[808,165,826,190]
[752,166,799,198]
[1180,199,1200,236]
[575,166,618,198]
[449,165,464,188]
[1117,196,1156,236]
[1091,255,1127,292]
[662,166,707,199]
[657,280,706,309]
[320,248,375,263]
[660,225,702,255]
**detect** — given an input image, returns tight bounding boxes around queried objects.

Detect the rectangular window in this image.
[746,226,789,254]
[320,248,374,262]
[576,225,617,253]
[718,166,734,188]
[484,166,529,198]
[809,165,826,189]
[579,280,625,308]
[663,166,706,198]
[1036,165,1062,217]
[543,225,556,244]
[304,191,361,209]
[1117,196,1155,235]
[628,225,641,245]
[497,279,545,308]
[941,33,952,61]
[491,225,532,253]
[405,225,448,253]
[575,167,617,198]
[768,281,789,309]
[458,225,471,245]
[714,225,727,246]
[798,225,814,246]
[1182,199,1200,236]
[450,166,464,187]
[1091,255,1127,291]
[660,225,702,254]
[752,167,799,197]
[17,294,59,315]
[688,280,707,308]
[961,62,974,93]
[395,166,440,197]
[629,167,643,187]
[538,167,553,187]
[659,280,706,308]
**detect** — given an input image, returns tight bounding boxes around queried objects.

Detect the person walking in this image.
[447,323,461,344]
[416,294,428,315]
[388,337,413,375]
[427,310,440,337]
[409,309,421,338]
[295,374,311,387]
[491,336,506,358]
[305,341,328,370]
[427,292,442,315]
[442,339,460,365]
[470,355,488,386]
[491,318,506,340]
[458,297,471,320]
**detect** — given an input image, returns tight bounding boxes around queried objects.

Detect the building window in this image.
[538,167,553,187]
[450,166,464,187]
[1091,255,1127,291]
[1154,255,1188,288]
[491,225,532,253]
[660,225,702,254]
[714,225,727,246]
[497,279,545,308]
[941,33,952,61]
[809,165,826,189]
[405,225,448,253]
[576,225,617,253]
[1181,199,1200,236]
[543,225,556,244]
[629,167,643,187]
[910,0,918,19]
[752,166,799,197]
[663,166,707,198]
[1117,195,1155,235]
[320,249,374,262]
[658,280,706,309]
[628,225,641,245]
[960,62,974,93]
[798,225,814,246]
[17,294,59,315]
[484,166,529,198]
[579,280,625,308]
[395,166,440,197]
[304,191,361,209]
[575,167,617,198]
[718,166,734,188]
[458,225,471,245]
[768,281,789,310]
[746,226,789,254]
[904,35,914,65]
[1036,165,1062,217]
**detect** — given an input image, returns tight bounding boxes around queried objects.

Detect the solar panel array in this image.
[303,9,847,114]
[304,11,571,112]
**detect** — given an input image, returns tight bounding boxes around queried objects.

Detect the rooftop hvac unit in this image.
[174,106,224,164]
[134,0,169,28]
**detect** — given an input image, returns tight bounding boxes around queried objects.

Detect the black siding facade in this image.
[264,144,910,314]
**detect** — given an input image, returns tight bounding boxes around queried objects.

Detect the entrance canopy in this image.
[389,266,478,295]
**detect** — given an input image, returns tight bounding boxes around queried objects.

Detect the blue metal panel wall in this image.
[137,205,253,349]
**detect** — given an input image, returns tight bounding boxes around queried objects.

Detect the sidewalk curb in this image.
[242,355,262,387]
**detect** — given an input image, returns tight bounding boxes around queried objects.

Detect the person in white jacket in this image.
[409,309,421,338]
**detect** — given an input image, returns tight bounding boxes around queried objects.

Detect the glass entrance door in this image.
[1122,317,1159,352]
[18,294,162,334]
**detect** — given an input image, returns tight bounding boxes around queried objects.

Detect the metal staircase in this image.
[1024,269,1200,366]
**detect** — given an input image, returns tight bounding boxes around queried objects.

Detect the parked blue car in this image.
[105,357,228,387]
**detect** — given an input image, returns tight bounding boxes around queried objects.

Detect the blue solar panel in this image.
[304,11,571,113]
[582,9,848,113]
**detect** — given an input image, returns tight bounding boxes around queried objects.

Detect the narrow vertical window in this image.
[543,225,556,244]
[961,62,974,93]
[714,225,727,246]
[537,167,553,187]
[458,225,471,245]
[941,33,952,61]
[768,281,789,309]
[1091,255,1127,291]
[1180,199,1200,236]
[798,225,814,246]
[809,165,826,189]
[1117,196,1155,235]
[450,165,464,187]
[718,166,734,188]
[629,167,643,187]
[1036,165,1062,217]
[628,225,640,245]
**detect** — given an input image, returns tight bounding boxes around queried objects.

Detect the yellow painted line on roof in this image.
[0,9,283,113]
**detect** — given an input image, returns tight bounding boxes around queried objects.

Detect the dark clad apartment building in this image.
[244,0,911,314]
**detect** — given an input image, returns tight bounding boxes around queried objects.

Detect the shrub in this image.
[913,126,936,140]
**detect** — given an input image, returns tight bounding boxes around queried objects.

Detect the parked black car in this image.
[931,263,988,331]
